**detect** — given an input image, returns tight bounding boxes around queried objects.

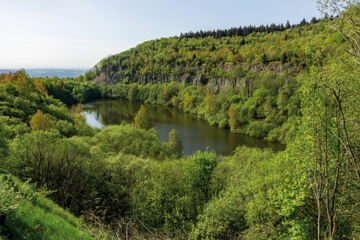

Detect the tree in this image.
[72,103,83,115]
[311,17,318,24]
[134,105,153,130]
[169,129,183,157]
[163,87,169,101]
[9,131,93,214]
[299,18,308,26]
[34,78,48,95]
[3,70,35,96]
[205,94,216,116]
[55,120,76,137]
[72,85,86,103]
[128,84,139,101]
[317,0,360,182]
[286,20,291,28]
[184,150,218,222]
[228,106,239,130]
[318,0,360,64]
[240,38,245,46]
[171,95,177,106]
[183,92,191,110]
[0,122,8,161]
[299,57,360,240]
[29,110,52,131]
[74,114,94,136]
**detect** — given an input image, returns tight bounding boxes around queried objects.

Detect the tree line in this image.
[179,18,319,39]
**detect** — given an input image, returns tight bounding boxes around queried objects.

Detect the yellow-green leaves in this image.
[30,110,52,131]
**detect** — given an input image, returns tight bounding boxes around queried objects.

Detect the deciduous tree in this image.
[318,0,360,64]
[30,110,52,131]
[169,129,183,157]
[228,106,239,130]
[205,94,216,116]
[134,105,153,130]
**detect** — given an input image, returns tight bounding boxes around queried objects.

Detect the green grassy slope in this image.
[0,169,93,240]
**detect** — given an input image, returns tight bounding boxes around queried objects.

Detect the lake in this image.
[81,99,283,156]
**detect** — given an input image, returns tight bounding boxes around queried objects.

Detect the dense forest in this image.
[1,0,360,239]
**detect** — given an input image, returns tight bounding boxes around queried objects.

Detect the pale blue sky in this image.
[0,0,320,69]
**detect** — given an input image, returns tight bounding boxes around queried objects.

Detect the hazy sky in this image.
[0,0,320,69]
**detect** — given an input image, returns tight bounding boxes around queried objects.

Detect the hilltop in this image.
[86,18,344,90]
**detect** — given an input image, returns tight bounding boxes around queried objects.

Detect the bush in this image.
[93,124,170,159]
[246,121,270,138]
[55,120,76,137]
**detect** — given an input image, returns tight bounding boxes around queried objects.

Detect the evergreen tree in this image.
[240,38,245,46]
[286,20,291,28]
[299,18,307,26]
[178,18,312,39]
[310,17,317,24]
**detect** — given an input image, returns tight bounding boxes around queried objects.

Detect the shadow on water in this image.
[81,99,284,156]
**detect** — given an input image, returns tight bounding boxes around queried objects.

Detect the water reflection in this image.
[81,99,283,155]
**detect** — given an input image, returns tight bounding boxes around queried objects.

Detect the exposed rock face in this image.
[92,62,300,91]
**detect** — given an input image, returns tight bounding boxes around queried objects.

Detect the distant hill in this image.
[0,68,88,78]
[86,18,344,90]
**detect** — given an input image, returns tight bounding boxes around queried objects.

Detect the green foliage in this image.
[74,114,96,136]
[189,189,247,240]
[184,151,218,222]
[292,54,360,239]
[246,121,270,138]
[41,77,102,105]
[1,10,360,239]
[8,131,95,214]
[55,119,76,137]
[88,18,343,88]
[134,104,153,130]
[190,146,312,239]
[108,80,299,143]
[48,18,345,144]
[0,122,8,161]
[30,109,52,131]
[0,72,79,139]
[93,124,171,160]
[228,106,239,130]
[169,129,183,157]
[0,173,92,239]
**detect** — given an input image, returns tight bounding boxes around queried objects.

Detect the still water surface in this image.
[81,99,283,155]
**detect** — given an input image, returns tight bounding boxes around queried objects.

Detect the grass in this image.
[0,171,93,240]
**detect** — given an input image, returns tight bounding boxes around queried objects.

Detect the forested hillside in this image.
[86,18,344,88]
[77,18,347,143]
